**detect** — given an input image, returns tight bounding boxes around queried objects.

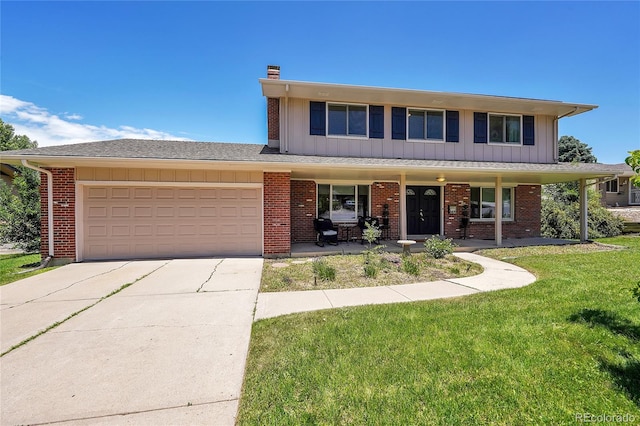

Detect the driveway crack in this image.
[196,259,224,293]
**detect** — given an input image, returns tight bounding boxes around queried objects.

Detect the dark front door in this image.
[407,186,440,235]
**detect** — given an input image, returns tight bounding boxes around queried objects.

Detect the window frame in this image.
[406,108,446,142]
[488,113,523,145]
[605,178,619,193]
[469,186,515,221]
[316,183,371,223]
[326,102,369,138]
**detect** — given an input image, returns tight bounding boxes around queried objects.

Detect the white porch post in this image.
[400,173,407,240]
[579,178,589,242]
[495,176,503,246]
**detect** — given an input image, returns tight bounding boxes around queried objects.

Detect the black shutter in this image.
[474,112,487,143]
[369,105,384,139]
[523,115,535,146]
[310,101,326,136]
[445,110,459,142]
[392,107,406,140]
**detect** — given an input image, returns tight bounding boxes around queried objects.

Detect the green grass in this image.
[238,236,640,424]
[0,253,56,286]
[262,253,482,292]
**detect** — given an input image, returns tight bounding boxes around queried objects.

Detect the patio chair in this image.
[314,218,338,247]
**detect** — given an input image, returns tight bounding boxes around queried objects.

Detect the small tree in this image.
[0,120,40,252]
[626,150,640,187]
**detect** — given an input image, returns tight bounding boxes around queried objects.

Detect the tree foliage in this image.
[558,135,597,163]
[626,150,640,187]
[0,120,41,252]
[541,136,622,240]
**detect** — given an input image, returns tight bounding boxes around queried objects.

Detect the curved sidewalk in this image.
[254,253,536,321]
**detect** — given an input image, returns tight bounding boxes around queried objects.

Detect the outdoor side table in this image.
[397,240,416,256]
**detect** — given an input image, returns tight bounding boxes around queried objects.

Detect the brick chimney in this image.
[266,65,280,148]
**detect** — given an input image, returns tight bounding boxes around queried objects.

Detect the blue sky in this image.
[1,1,638,164]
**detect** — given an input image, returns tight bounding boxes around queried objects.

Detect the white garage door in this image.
[82,186,262,260]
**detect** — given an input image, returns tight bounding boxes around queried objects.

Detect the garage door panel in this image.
[83,186,262,260]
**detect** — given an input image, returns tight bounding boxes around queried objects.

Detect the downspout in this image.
[21,160,54,257]
[284,83,289,153]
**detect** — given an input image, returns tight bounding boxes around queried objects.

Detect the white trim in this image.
[605,178,619,193]
[316,183,371,223]
[326,102,369,138]
[469,186,515,222]
[75,180,262,189]
[406,108,446,143]
[487,113,523,146]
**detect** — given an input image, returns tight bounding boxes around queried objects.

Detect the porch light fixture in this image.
[436,177,446,182]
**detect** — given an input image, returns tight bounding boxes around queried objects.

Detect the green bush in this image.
[541,187,623,239]
[312,258,336,281]
[401,257,420,276]
[423,236,455,259]
[363,263,378,278]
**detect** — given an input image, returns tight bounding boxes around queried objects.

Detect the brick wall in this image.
[444,184,541,239]
[267,98,280,142]
[291,180,317,242]
[264,172,291,255]
[40,168,76,261]
[371,182,400,240]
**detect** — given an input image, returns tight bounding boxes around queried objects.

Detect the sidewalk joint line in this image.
[321,290,334,308]
[386,285,413,301]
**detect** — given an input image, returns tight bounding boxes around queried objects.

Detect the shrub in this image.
[362,221,382,248]
[424,236,455,259]
[401,257,420,276]
[312,258,336,281]
[364,263,378,278]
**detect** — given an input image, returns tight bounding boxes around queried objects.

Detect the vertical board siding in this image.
[285,99,556,163]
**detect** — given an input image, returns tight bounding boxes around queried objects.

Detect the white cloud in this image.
[0,94,191,146]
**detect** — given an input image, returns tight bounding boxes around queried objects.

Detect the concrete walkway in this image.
[1,257,262,425]
[254,252,536,320]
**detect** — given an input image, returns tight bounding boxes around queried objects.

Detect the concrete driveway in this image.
[0,257,262,425]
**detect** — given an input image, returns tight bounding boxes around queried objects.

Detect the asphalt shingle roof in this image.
[0,138,626,174]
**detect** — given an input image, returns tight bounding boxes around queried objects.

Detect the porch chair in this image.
[314,218,338,247]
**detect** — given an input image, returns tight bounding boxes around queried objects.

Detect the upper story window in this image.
[605,179,619,193]
[328,104,367,137]
[310,102,384,138]
[470,187,513,221]
[489,114,521,144]
[408,109,444,141]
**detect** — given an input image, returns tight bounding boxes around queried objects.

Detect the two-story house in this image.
[0,65,621,264]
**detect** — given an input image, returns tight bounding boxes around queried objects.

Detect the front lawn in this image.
[0,253,56,286]
[238,236,640,424]
[262,252,482,292]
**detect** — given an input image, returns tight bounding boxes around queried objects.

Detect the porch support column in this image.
[579,178,589,242]
[400,173,407,240]
[495,176,503,246]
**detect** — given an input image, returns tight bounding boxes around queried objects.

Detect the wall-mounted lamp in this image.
[436,177,446,183]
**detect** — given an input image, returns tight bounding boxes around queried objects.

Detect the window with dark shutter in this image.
[523,115,535,146]
[369,105,384,139]
[310,101,326,136]
[446,111,459,143]
[474,112,487,143]
[392,107,406,140]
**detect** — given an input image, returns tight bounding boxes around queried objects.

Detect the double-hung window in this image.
[605,179,619,193]
[408,109,444,141]
[317,184,370,222]
[489,114,521,144]
[328,104,367,137]
[470,187,513,220]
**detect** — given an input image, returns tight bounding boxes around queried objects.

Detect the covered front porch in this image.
[288,236,580,258]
